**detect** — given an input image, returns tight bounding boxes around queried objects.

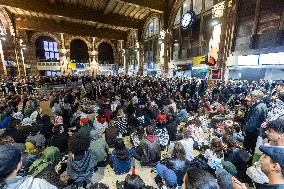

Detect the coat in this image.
[140,136,161,165]
[3,176,57,189]
[244,101,267,133]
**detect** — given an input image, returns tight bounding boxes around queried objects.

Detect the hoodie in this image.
[67,150,97,184]
[3,176,57,189]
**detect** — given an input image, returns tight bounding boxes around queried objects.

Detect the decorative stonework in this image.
[31,32,61,45]
[65,36,92,50]
[141,13,162,42]
[0,7,15,36]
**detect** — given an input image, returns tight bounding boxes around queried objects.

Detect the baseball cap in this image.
[0,145,22,179]
[156,163,177,187]
[259,145,284,169]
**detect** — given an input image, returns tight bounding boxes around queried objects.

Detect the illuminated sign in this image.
[259,52,284,65]
[238,55,259,66]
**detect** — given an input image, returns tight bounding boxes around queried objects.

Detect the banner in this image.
[68,62,76,69]
[192,55,208,67]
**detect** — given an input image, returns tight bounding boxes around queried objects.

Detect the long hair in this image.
[68,133,91,156]
[172,142,186,160]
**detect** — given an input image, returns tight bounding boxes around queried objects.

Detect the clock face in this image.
[181,11,195,30]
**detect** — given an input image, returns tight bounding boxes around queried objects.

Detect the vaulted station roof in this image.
[0,0,165,40]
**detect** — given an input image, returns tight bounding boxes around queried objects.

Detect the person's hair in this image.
[146,125,155,135]
[211,137,224,157]
[115,138,126,151]
[52,125,63,135]
[124,174,145,189]
[7,118,20,129]
[182,128,192,139]
[0,135,14,145]
[187,117,202,127]
[136,125,145,140]
[224,126,234,136]
[172,142,186,160]
[267,118,284,134]
[68,133,91,156]
[222,136,237,149]
[90,183,110,189]
[17,125,41,136]
[186,167,220,189]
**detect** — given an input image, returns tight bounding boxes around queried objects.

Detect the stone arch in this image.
[66,36,92,50]
[168,0,184,31]
[96,39,118,69]
[141,13,162,42]
[0,7,15,36]
[31,32,60,46]
[95,39,117,53]
[126,30,138,48]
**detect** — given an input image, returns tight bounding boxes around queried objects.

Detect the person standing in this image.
[243,91,267,158]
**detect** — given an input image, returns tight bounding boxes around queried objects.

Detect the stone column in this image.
[161,30,170,77]
[14,38,26,77]
[88,37,98,75]
[59,33,70,75]
[124,49,129,75]
[138,42,144,75]
[0,39,7,75]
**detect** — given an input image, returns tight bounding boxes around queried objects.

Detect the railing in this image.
[37,62,60,66]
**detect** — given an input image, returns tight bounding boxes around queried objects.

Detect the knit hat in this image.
[30,111,39,121]
[54,116,63,126]
[156,114,167,123]
[156,163,177,187]
[25,141,36,153]
[80,117,89,125]
[221,160,237,176]
[0,145,21,179]
[259,145,284,169]
[12,112,24,121]
[21,117,33,126]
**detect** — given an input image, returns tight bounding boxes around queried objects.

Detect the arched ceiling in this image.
[0,0,168,40]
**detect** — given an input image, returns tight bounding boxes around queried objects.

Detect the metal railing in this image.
[37,62,60,66]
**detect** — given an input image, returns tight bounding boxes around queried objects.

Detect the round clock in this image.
[181,11,195,30]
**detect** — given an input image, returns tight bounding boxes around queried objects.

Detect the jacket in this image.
[67,150,97,184]
[105,126,119,148]
[3,176,57,189]
[244,101,267,133]
[90,138,109,163]
[255,183,284,189]
[164,158,190,186]
[110,150,131,175]
[140,137,161,165]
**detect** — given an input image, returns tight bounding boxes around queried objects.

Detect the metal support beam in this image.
[0,0,140,29]
[16,16,127,40]
[119,0,164,12]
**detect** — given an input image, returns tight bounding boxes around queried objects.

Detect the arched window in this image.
[127,31,138,69]
[70,39,89,63]
[144,17,160,66]
[171,0,214,60]
[36,36,59,62]
[98,42,114,65]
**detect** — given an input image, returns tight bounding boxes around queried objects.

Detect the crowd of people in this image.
[0,74,284,189]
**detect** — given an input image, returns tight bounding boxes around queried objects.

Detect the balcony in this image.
[37,62,60,70]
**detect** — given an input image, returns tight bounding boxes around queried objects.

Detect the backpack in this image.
[29,146,60,177]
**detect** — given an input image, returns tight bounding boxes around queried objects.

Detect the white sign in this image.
[259,52,284,65]
[238,55,259,66]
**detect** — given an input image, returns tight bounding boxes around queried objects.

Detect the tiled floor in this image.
[92,136,158,188]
